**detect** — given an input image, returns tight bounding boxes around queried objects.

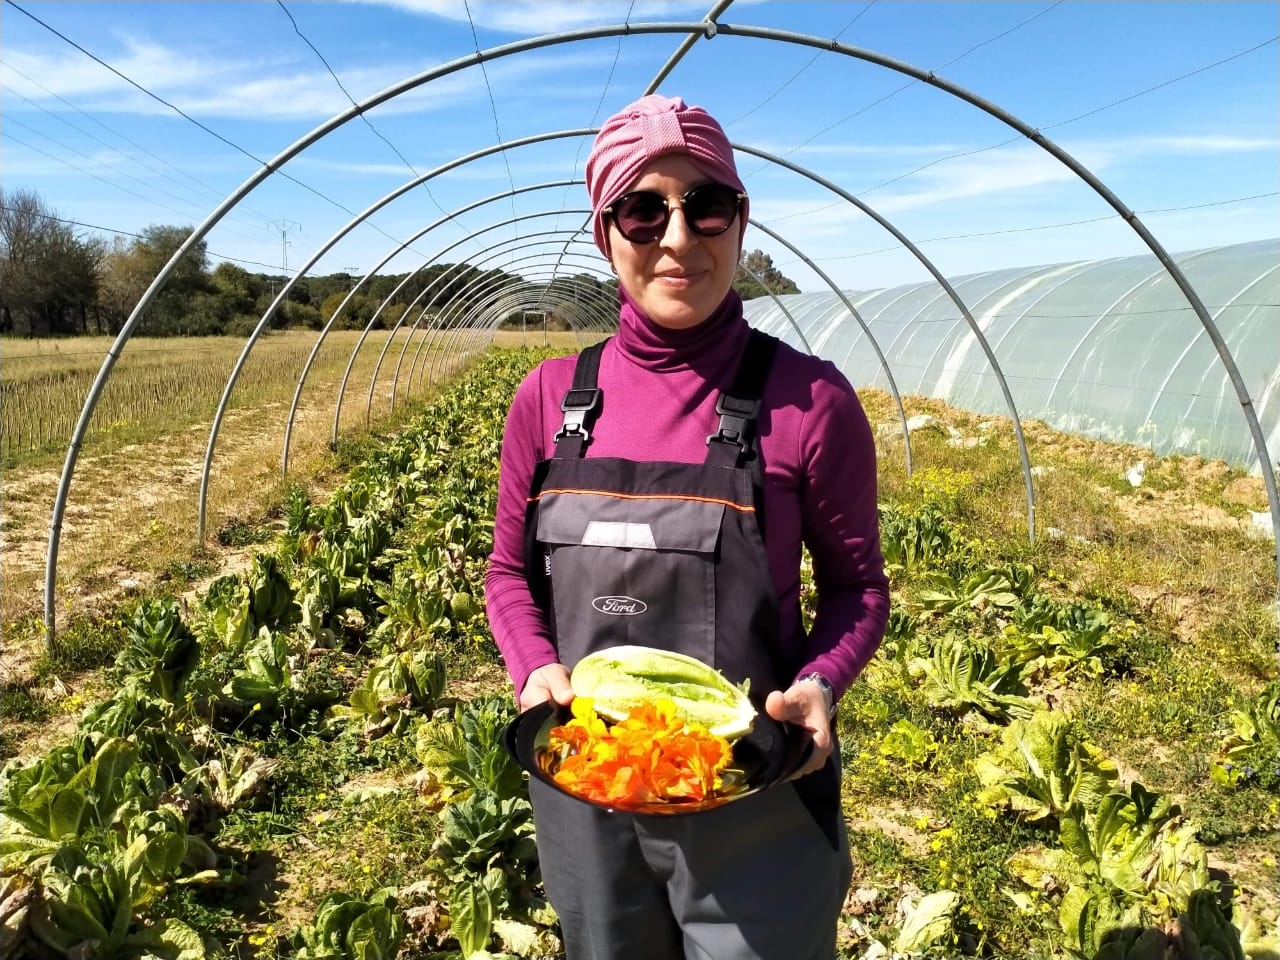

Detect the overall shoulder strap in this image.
[705,329,779,470]
[553,338,608,459]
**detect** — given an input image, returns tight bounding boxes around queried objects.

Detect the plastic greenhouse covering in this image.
[743,237,1280,473]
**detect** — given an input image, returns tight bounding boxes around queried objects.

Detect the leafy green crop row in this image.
[4,347,1276,959]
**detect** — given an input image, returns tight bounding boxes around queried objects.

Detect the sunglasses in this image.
[605,183,746,244]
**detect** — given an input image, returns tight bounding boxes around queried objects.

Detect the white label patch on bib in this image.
[581,521,657,549]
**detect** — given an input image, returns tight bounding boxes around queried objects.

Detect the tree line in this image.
[1,188,799,339]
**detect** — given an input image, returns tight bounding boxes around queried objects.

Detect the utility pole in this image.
[268,219,301,303]
[343,267,359,292]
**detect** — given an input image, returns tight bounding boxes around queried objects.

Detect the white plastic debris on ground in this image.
[1125,461,1146,487]
[1248,510,1276,540]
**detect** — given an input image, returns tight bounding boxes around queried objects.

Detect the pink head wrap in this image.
[585,94,747,256]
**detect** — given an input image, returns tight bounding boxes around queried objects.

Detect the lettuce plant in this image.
[1212,679,1280,789]
[912,636,1035,722]
[27,844,206,959]
[974,710,1118,823]
[415,695,523,801]
[291,888,407,960]
[328,649,447,738]
[116,598,200,704]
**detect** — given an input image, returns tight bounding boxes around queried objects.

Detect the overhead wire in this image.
[725,1,878,128]
[0,57,277,224]
[2,0,432,259]
[756,30,1279,241]
[741,1,1062,177]
[1,112,267,246]
[776,190,1280,269]
[3,130,255,239]
[273,0,466,257]
[852,35,1280,202]
[463,0,520,258]
[0,202,300,272]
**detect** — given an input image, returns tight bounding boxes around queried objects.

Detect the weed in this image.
[162,553,219,584]
[154,884,248,952]
[0,684,52,723]
[217,517,275,548]
[38,612,124,674]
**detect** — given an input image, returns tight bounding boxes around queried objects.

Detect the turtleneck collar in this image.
[614,287,749,375]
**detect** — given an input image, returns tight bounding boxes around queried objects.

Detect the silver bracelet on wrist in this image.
[796,672,838,720]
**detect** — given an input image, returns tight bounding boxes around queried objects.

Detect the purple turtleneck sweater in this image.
[485,290,889,702]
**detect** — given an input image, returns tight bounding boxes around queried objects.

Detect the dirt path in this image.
[0,379,430,664]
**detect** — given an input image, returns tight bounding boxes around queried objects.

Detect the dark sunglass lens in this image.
[685,185,739,235]
[613,192,667,241]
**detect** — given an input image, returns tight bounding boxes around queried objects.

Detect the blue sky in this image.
[2,0,1276,292]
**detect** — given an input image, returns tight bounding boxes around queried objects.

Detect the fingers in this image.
[519,663,575,711]
[766,684,835,779]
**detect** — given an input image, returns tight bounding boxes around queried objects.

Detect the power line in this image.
[794,191,1280,265]
[747,2,1061,171]
[3,0,429,259]
[463,0,519,252]
[273,0,457,254]
[2,113,265,246]
[0,57,276,225]
[853,34,1279,200]
[3,130,227,232]
[0,202,289,272]
[559,0,636,216]
[727,1,878,128]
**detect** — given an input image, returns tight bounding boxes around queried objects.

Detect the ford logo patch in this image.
[592,596,647,616]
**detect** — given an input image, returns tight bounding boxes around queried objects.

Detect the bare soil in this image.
[0,379,433,682]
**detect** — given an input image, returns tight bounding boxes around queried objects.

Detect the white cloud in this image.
[338,0,724,35]
[748,132,1277,224]
[1,35,609,121]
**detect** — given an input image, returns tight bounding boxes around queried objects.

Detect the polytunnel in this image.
[6,5,1274,645]
[743,237,1280,473]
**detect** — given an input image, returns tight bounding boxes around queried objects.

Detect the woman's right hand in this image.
[519,663,575,711]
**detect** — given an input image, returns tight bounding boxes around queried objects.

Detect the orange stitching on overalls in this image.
[528,487,755,513]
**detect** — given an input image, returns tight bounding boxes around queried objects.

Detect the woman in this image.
[485,94,889,960]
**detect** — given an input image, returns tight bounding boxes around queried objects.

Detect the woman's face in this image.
[606,154,742,330]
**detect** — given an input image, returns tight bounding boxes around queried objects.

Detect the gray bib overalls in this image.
[523,334,852,960]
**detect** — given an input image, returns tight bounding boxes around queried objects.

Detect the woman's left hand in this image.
[765,682,833,779]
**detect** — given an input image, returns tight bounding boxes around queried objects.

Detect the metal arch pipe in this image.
[375,224,594,416]
[206,155,594,534]
[318,178,580,445]
[530,0,736,296]
[378,225,593,417]
[645,0,736,95]
[438,276,618,362]
[46,16,1274,630]
[731,142,1036,543]
[414,258,615,393]
[452,283,616,357]
[708,19,1278,605]
[747,218,914,476]
[427,258,618,364]
[377,223,596,412]
[201,163,591,534]
[44,21,713,638]
[369,238,596,423]
[412,277,611,396]
[427,275,616,378]
[419,258,617,391]
[738,264,813,357]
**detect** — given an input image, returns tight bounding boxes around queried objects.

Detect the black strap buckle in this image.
[555,387,601,442]
[706,393,760,451]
